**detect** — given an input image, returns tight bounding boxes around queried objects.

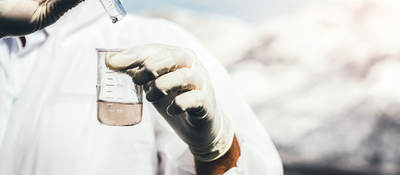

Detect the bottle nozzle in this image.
[99,0,127,23]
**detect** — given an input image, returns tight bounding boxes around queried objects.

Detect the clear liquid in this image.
[97,101,142,126]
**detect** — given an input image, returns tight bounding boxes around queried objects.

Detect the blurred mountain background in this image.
[125,0,400,174]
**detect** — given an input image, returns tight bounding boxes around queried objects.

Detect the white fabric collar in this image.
[15,30,49,57]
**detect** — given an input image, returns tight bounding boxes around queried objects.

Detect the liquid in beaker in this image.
[97,101,142,126]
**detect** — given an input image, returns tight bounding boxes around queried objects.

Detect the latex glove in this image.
[106,44,234,162]
[0,0,84,38]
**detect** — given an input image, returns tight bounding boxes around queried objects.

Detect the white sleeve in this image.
[152,19,283,175]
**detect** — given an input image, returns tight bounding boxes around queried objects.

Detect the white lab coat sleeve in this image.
[152,19,284,175]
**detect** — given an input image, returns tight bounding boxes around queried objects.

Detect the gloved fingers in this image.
[167,90,208,119]
[125,67,140,77]
[0,0,85,37]
[145,68,203,102]
[106,49,147,71]
[106,45,168,71]
[106,45,195,83]
[49,0,85,10]
[31,0,85,32]
[0,0,38,36]
[131,47,194,85]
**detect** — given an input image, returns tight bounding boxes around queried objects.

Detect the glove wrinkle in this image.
[0,0,84,37]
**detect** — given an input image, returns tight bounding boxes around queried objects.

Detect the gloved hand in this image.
[106,44,235,162]
[0,0,84,38]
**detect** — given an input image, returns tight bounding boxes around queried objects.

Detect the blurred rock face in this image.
[147,1,400,174]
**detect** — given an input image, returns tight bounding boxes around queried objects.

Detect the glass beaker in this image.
[97,48,143,126]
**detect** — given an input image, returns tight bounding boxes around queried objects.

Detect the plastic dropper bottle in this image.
[99,0,127,23]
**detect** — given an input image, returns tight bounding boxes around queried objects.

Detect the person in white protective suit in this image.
[0,0,283,175]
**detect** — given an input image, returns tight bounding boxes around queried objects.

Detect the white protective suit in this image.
[0,1,283,175]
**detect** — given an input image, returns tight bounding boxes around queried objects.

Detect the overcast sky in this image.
[124,0,314,22]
